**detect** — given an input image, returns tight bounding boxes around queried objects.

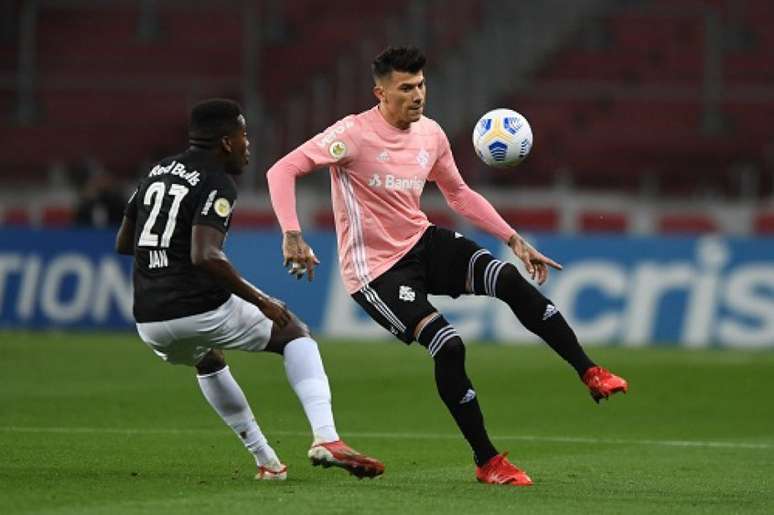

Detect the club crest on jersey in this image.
[329,140,347,160]
[214,198,231,218]
[398,285,416,302]
[416,148,430,168]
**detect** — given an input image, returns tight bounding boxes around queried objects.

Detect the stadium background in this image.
[1,2,773,514]
[1,0,772,346]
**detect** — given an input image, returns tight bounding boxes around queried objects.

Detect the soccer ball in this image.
[472,108,533,168]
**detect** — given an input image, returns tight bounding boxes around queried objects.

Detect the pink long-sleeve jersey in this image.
[267,106,516,294]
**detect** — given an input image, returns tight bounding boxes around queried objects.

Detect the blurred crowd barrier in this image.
[1,228,772,348]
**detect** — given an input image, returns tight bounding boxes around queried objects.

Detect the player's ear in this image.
[220,135,232,153]
[373,83,385,103]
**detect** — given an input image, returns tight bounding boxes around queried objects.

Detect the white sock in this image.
[197,365,281,467]
[283,337,339,444]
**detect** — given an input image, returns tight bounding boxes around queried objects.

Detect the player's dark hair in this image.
[372,46,426,80]
[188,98,244,147]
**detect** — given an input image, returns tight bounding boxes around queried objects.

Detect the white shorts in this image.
[136,295,274,366]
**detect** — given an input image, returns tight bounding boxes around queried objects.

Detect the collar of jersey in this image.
[371,105,414,135]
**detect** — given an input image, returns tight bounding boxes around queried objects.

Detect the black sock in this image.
[500,264,595,376]
[417,315,498,466]
[434,341,498,466]
[473,256,595,376]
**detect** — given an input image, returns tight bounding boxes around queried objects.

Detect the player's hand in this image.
[507,233,562,285]
[282,230,320,282]
[258,296,291,328]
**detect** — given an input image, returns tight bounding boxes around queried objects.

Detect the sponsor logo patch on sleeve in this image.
[329,140,347,160]
[213,197,232,218]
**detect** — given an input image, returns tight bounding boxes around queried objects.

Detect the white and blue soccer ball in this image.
[472,108,533,168]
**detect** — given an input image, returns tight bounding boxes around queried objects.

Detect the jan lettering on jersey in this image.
[149,249,169,269]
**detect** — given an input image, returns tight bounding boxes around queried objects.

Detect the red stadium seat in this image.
[425,209,456,229]
[4,1,418,188]
[498,3,774,197]
[578,210,629,233]
[41,206,74,227]
[753,211,774,235]
[658,213,718,234]
[2,207,31,226]
[313,209,336,230]
[312,208,455,230]
[230,209,277,229]
[499,208,559,232]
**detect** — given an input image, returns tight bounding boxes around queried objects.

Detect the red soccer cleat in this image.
[583,366,629,403]
[308,440,385,479]
[476,452,533,486]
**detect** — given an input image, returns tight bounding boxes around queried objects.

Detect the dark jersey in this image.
[125,148,237,322]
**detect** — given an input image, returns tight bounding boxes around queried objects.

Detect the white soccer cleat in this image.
[308,440,384,479]
[255,463,288,481]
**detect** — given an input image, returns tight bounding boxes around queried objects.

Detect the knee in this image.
[470,253,519,297]
[435,337,465,364]
[195,349,226,375]
[415,313,464,359]
[499,264,547,302]
[265,314,310,354]
[495,263,526,290]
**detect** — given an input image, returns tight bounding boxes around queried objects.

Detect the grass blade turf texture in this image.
[1,332,772,514]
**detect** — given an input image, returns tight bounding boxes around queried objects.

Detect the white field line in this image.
[0,426,771,450]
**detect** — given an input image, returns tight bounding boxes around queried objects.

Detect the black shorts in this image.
[351,226,487,344]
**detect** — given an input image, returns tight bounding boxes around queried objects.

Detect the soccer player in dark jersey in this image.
[266,47,628,486]
[115,99,383,481]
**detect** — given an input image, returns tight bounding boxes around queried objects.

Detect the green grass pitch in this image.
[1,331,773,514]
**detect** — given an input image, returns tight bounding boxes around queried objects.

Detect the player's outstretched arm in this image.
[436,180,564,284]
[267,118,359,281]
[267,149,324,282]
[432,153,561,284]
[191,224,290,327]
[115,216,136,255]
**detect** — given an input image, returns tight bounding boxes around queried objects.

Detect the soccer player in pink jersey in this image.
[266,47,628,486]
